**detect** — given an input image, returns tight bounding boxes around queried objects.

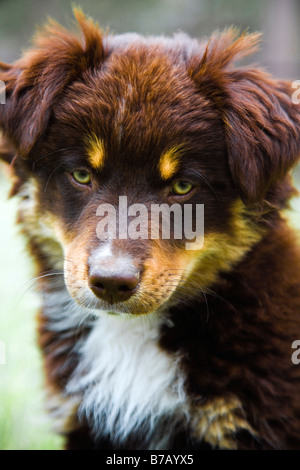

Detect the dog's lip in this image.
[78,296,141,315]
[70,281,177,315]
[81,290,174,317]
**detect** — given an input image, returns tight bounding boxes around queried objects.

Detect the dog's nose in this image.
[89,270,139,303]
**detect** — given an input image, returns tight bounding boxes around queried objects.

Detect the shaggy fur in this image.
[1,9,300,450]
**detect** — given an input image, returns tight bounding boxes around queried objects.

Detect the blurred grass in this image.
[287,166,300,231]
[0,174,63,450]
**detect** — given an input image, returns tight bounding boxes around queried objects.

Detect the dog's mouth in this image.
[63,259,184,316]
[62,239,190,316]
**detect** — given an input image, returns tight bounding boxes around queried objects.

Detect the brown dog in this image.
[1,9,300,450]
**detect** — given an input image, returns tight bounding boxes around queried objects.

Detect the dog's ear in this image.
[188,30,300,203]
[0,8,105,161]
[225,70,300,203]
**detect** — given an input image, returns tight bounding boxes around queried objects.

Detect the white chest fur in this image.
[66,313,188,449]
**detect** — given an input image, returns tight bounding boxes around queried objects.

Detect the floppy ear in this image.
[188,30,300,203]
[225,70,300,203]
[0,8,105,160]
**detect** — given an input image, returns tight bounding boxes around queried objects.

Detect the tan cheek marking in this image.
[136,199,263,312]
[191,397,256,449]
[17,179,64,270]
[180,199,264,289]
[158,146,182,180]
[85,134,105,169]
[63,232,94,294]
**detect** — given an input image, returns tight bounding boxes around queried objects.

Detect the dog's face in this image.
[14,46,236,315]
[1,11,299,316]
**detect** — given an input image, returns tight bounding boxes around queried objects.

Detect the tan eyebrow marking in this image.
[85,134,105,169]
[158,146,183,180]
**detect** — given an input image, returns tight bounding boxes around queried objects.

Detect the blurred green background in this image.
[0,0,299,450]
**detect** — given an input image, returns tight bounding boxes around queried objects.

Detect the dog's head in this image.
[1,10,299,316]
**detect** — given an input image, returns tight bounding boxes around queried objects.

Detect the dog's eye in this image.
[171,181,193,196]
[72,170,91,185]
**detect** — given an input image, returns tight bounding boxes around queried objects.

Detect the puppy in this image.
[1,9,300,450]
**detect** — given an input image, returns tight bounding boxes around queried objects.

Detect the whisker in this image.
[32,146,82,172]
[44,163,64,192]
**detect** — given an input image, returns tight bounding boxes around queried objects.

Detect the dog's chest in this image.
[67,314,187,449]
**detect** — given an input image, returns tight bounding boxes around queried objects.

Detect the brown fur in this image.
[1,9,300,450]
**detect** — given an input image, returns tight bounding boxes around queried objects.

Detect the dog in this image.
[1,9,300,450]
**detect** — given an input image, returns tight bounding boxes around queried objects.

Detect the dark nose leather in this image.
[89,271,139,303]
